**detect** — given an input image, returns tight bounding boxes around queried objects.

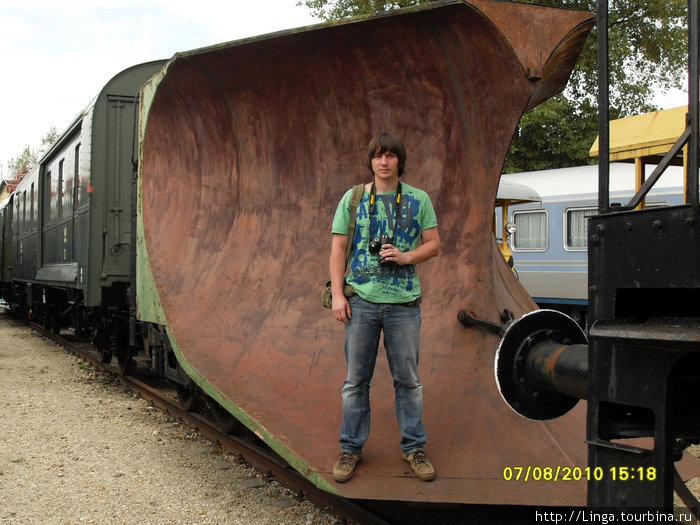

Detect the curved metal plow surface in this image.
[138,0,595,505]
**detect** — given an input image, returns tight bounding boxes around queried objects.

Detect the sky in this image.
[0,0,320,180]
[0,1,689,180]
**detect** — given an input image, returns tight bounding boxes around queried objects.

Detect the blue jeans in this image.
[339,295,427,455]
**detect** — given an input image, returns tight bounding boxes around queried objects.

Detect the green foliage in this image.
[299,0,688,172]
[6,126,59,180]
[40,126,59,154]
[529,0,686,112]
[299,0,429,19]
[503,96,601,172]
[7,146,38,180]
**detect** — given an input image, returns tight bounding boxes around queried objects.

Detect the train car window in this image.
[58,159,64,219]
[78,143,89,206]
[21,191,26,233]
[512,210,547,250]
[29,182,36,229]
[45,170,52,221]
[74,143,80,210]
[14,198,20,236]
[565,207,596,250]
[9,197,15,237]
[62,155,73,216]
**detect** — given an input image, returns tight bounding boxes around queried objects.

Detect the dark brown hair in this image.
[366,132,406,177]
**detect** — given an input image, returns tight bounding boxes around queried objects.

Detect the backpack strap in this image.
[344,183,365,272]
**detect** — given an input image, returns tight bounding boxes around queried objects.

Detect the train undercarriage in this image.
[0,280,226,421]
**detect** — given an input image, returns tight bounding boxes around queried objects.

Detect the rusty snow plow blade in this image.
[137,0,595,506]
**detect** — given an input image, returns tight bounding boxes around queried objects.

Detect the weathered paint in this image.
[137,0,595,505]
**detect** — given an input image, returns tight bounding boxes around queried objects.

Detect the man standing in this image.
[329,133,440,483]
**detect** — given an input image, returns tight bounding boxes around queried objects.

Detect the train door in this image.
[101,94,137,283]
[72,143,81,265]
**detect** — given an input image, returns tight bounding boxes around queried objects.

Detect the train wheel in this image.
[117,348,136,375]
[99,348,112,364]
[92,325,112,364]
[41,311,51,330]
[213,402,245,435]
[50,317,61,336]
[177,379,203,412]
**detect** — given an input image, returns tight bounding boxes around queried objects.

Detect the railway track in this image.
[26,320,388,525]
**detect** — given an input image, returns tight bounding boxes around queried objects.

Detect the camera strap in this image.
[368,181,402,240]
[344,183,365,272]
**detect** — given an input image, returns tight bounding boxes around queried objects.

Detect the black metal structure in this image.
[496,0,700,510]
[586,0,700,507]
[586,210,700,507]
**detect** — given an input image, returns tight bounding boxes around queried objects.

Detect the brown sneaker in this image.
[332,452,362,482]
[402,449,436,481]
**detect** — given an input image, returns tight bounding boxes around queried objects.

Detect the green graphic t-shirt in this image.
[332,182,438,303]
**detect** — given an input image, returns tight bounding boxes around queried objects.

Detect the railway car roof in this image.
[496,179,541,204]
[501,162,685,199]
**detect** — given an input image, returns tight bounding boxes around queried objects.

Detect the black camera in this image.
[368,234,395,267]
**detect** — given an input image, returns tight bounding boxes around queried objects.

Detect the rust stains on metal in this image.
[139,0,595,506]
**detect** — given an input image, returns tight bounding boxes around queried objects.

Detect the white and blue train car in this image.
[500,162,685,325]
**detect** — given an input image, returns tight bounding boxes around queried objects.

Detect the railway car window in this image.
[76,143,89,206]
[29,182,34,229]
[58,159,64,219]
[74,144,80,209]
[62,156,73,216]
[22,191,26,233]
[31,183,35,229]
[9,198,15,236]
[45,171,53,221]
[512,210,547,250]
[565,207,596,250]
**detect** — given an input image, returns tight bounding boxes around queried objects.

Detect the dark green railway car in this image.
[6,60,165,340]
[11,167,39,281]
[0,194,13,300]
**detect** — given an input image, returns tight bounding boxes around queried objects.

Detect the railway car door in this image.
[102,94,137,283]
[0,202,6,289]
[71,144,80,265]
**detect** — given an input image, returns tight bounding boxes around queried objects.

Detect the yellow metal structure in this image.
[590,105,688,207]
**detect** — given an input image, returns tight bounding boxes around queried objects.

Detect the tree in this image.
[300,0,432,19]
[6,126,59,180]
[504,96,600,172]
[298,0,688,172]
[39,126,59,156]
[7,146,38,180]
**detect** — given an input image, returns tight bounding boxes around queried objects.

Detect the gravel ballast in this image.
[0,311,339,525]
